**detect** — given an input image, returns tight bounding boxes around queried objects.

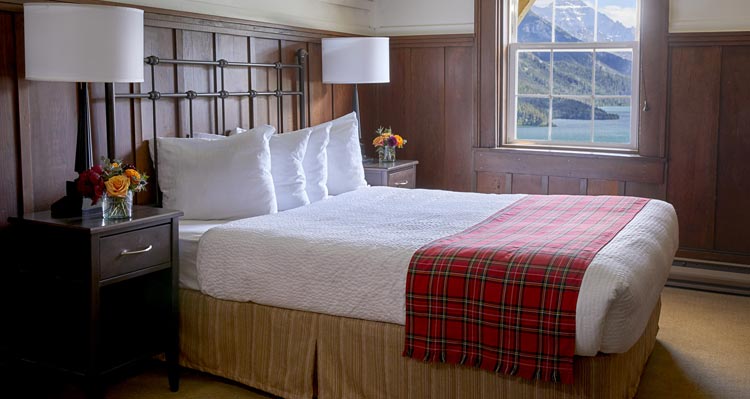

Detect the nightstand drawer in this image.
[388,168,416,188]
[99,224,171,280]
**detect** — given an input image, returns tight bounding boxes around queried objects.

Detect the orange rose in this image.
[124,168,141,183]
[105,175,130,198]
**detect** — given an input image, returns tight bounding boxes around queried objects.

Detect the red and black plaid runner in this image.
[403,195,649,384]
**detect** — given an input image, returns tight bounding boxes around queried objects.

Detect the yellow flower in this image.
[373,136,384,146]
[394,135,404,148]
[125,168,141,183]
[105,175,130,197]
[111,162,119,168]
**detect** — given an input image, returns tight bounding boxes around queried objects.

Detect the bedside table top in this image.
[10,206,183,234]
[362,159,419,171]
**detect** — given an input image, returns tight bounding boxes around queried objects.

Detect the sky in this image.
[532,0,638,28]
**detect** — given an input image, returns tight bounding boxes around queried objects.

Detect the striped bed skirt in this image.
[178,289,660,399]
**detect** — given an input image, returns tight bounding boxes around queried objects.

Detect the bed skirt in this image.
[179,289,660,399]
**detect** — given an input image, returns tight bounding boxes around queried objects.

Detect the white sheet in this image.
[179,220,226,291]
[197,187,679,356]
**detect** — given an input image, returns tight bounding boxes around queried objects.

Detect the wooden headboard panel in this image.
[109,47,309,206]
[96,10,355,205]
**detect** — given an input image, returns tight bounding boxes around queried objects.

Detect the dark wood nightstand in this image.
[8,206,183,398]
[363,160,419,188]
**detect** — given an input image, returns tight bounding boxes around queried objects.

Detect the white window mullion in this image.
[591,49,597,143]
[594,0,599,42]
[552,0,557,43]
[549,50,555,141]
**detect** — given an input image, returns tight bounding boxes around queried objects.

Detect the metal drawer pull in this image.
[394,180,409,186]
[120,245,153,256]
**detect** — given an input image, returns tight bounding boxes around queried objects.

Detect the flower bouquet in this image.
[372,126,406,162]
[78,158,148,219]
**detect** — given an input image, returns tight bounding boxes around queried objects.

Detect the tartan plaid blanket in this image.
[403,195,650,384]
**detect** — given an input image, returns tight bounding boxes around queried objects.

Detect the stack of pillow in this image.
[152,112,367,220]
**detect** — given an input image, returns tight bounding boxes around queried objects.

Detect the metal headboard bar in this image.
[153,58,303,69]
[106,48,309,207]
[116,91,304,99]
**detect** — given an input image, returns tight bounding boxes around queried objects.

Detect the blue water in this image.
[517,106,631,144]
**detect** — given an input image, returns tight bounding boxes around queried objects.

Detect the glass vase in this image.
[102,191,133,219]
[380,145,396,162]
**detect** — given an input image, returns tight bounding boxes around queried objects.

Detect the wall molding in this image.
[668,30,750,46]
[374,23,474,37]
[389,34,474,48]
[109,0,375,35]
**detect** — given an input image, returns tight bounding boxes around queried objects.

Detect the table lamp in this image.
[322,37,390,159]
[24,3,144,217]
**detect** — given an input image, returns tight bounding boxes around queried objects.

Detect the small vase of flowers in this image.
[78,158,148,219]
[372,126,406,162]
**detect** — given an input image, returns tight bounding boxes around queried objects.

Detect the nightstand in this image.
[8,206,183,398]
[363,160,419,188]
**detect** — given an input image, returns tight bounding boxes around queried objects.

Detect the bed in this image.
[175,187,678,399]
[109,50,679,398]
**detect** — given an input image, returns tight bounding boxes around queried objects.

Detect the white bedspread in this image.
[197,187,678,356]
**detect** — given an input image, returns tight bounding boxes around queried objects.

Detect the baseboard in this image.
[668,260,750,296]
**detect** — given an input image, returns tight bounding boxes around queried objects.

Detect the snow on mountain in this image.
[524,0,635,43]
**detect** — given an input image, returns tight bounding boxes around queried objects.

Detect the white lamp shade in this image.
[24,3,144,83]
[322,37,390,84]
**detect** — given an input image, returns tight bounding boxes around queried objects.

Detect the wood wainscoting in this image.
[364,34,476,192]
[0,2,366,226]
[474,149,666,198]
[667,32,750,269]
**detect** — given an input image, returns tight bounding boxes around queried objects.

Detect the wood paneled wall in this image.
[667,33,750,266]
[365,35,476,192]
[0,5,363,226]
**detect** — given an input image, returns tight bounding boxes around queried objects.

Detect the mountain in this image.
[515,0,634,127]
[529,0,635,43]
[517,10,581,43]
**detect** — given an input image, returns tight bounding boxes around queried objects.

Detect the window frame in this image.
[504,0,642,152]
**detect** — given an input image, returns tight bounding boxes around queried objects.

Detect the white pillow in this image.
[236,123,332,203]
[154,127,276,219]
[219,127,313,211]
[268,129,311,210]
[302,122,332,202]
[326,112,367,195]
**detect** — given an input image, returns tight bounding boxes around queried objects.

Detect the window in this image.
[506,0,640,150]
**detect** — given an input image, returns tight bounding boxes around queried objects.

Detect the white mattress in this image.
[196,187,679,356]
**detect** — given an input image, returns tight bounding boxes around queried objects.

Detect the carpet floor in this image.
[8,287,750,398]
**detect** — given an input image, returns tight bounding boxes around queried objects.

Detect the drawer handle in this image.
[120,245,153,256]
[394,180,409,186]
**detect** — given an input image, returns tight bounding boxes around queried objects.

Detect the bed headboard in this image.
[104,48,309,207]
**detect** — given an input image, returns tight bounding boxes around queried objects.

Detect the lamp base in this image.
[50,181,102,218]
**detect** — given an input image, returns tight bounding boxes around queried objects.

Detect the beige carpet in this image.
[12,287,750,398]
[635,287,750,398]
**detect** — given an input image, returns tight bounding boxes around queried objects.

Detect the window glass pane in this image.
[595,50,633,95]
[597,0,637,42]
[518,51,551,95]
[594,98,631,144]
[517,1,553,43]
[554,0,595,43]
[517,97,551,140]
[551,97,592,142]
[553,50,593,95]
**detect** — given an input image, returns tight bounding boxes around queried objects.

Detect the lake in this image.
[517,106,632,144]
